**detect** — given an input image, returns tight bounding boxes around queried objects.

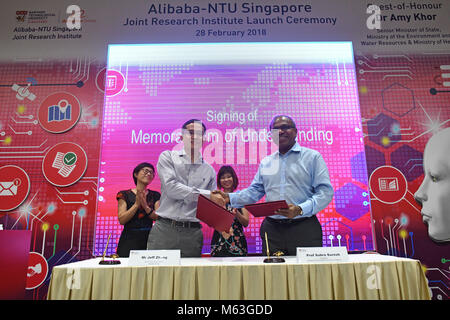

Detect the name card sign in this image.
[129,250,181,266]
[296,247,349,263]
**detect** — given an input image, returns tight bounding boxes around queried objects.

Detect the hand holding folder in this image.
[196,195,234,233]
[244,200,289,217]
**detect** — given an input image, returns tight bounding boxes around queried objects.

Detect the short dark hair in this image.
[132,162,154,185]
[217,165,239,192]
[181,119,206,134]
[269,114,296,130]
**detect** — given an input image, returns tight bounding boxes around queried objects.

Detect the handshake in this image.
[209,190,230,208]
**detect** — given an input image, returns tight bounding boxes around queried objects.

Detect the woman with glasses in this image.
[211,165,249,257]
[116,162,160,257]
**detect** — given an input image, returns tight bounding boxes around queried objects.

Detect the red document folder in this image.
[244,200,289,217]
[196,194,235,233]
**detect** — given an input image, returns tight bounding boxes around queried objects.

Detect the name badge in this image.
[129,250,181,266]
[296,247,349,263]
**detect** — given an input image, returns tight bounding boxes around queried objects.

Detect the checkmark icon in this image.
[63,152,77,166]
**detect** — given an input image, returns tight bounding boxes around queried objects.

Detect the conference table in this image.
[47,253,430,300]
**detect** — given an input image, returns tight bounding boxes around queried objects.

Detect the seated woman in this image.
[211,165,249,257]
[116,162,160,257]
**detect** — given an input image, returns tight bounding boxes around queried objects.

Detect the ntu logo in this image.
[16,11,28,23]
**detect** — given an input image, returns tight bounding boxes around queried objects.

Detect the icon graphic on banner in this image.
[27,263,42,277]
[378,177,399,191]
[369,166,407,204]
[0,178,21,196]
[38,92,81,133]
[0,166,30,212]
[105,69,125,96]
[26,77,37,85]
[11,83,36,101]
[106,75,117,90]
[26,252,48,290]
[48,99,72,122]
[52,152,77,177]
[42,142,87,187]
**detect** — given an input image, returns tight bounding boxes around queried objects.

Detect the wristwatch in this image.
[297,205,303,216]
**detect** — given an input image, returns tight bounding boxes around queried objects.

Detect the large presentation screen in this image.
[95,42,373,255]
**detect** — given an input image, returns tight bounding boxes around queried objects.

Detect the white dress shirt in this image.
[156,149,216,222]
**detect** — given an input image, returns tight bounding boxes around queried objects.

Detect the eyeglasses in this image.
[271,125,296,132]
[141,169,154,176]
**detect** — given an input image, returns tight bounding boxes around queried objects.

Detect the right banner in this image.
[356,1,449,300]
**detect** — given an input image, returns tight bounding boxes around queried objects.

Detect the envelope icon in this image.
[0,181,18,196]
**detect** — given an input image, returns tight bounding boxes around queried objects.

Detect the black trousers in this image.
[260,215,323,256]
[117,228,151,257]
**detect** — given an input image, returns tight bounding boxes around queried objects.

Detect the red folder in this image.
[244,200,289,217]
[196,195,235,233]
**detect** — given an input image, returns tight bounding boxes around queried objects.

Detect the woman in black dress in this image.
[116,162,160,257]
[211,166,249,257]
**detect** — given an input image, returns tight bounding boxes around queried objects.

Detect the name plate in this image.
[297,247,349,263]
[129,250,181,266]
